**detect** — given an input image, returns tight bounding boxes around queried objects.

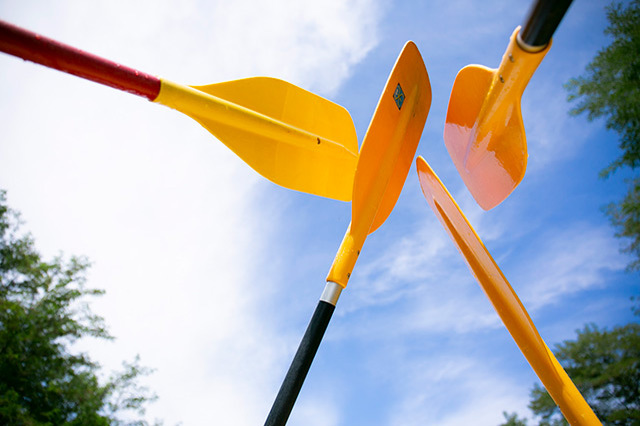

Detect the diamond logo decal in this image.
[393,83,405,110]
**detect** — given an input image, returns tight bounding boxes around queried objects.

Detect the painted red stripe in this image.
[0,20,161,101]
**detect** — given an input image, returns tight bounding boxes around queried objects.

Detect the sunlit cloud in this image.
[387,355,531,426]
[0,0,383,424]
[516,223,628,311]
[347,213,627,338]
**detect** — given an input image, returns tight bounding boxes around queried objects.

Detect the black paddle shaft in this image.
[520,0,573,49]
[264,300,335,426]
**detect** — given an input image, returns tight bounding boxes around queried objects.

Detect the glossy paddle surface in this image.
[444,28,549,210]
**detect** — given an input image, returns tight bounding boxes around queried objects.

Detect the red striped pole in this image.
[0,20,161,101]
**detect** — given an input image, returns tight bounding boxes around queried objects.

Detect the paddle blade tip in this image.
[445,131,527,210]
[416,156,437,201]
[455,156,524,210]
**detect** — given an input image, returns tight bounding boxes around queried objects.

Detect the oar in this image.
[264,41,431,426]
[416,156,601,426]
[0,20,358,201]
[444,0,573,210]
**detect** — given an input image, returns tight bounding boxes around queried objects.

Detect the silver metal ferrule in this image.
[320,281,343,306]
[516,31,548,53]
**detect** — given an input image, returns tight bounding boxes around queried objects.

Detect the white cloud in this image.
[388,355,531,426]
[339,217,504,336]
[0,0,381,95]
[344,209,627,340]
[522,77,595,171]
[288,391,342,426]
[517,223,628,311]
[0,1,382,424]
[202,0,383,95]
[343,219,455,313]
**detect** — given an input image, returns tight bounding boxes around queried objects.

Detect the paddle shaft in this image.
[416,158,601,425]
[520,0,573,49]
[264,282,342,426]
[0,20,160,100]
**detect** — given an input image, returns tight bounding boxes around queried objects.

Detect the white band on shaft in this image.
[320,281,343,306]
[516,31,548,53]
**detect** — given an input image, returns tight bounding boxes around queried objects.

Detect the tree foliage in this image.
[499,411,528,426]
[499,323,640,425]
[606,177,640,270]
[0,190,158,425]
[565,0,640,269]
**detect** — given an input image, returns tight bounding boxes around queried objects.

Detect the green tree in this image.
[498,323,640,425]
[499,411,528,426]
[0,190,158,425]
[530,323,640,425]
[565,0,640,270]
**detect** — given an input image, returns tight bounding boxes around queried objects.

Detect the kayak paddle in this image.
[0,20,358,201]
[444,0,573,210]
[264,41,431,426]
[416,156,601,425]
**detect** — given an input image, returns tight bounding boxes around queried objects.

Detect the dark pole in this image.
[264,282,341,426]
[519,0,573,49]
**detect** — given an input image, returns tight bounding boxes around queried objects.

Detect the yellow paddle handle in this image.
[474,27,551,146]
[154,79,355,159]
[325,224,361,288]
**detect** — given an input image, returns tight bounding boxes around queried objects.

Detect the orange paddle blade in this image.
[444,28,550,210]
[326,41,431,288]
[353,41,432,235]
[416,156,601,426]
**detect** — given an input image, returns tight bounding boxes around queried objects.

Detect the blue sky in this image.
[0,0,637,425]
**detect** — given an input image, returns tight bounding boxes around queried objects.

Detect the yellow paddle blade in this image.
[353,41,431,235]
[326,41,431,288]
[416,156,601,426]
[154,77,358,201]
[444,28,550,210]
